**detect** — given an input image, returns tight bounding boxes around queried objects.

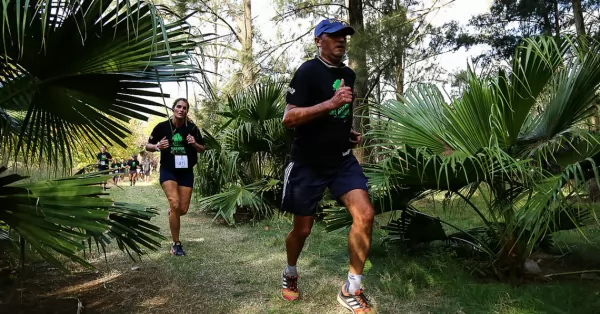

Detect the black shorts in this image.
[159,167,194,188]
[98,166,109,172]
[281,154,368,216]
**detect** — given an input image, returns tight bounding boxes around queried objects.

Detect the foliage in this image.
[195,81,292,224]
[328,36,600,277]
[0,0,201,168]
[1,167,164,269]
[0,0,204,268]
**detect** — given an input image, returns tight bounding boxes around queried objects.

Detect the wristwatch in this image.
[155,144,160,152]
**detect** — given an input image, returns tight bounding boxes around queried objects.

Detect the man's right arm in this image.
[282,101,335,128]
[283,78,353,128]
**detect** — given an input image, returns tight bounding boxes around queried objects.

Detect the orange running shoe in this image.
[337,282,375,313]
[281,271,299,301]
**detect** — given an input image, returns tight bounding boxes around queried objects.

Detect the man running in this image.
[146,98,205,256]
[127,155,139,186]
[96,145,113,190]
[280,18,375,313]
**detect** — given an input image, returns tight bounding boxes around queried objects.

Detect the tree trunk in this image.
[240,0,254,87]
[395,49,404,100]
[212,3,220,90]
[574,0,596,129]
[572,0,586,35]
[347,0,369,163]
[554,0,560,36]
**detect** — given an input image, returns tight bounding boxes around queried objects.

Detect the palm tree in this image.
[1,0,207,267]
[330,36,600,279]
[196,82,292,224]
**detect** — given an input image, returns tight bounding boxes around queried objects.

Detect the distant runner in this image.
[96,145,113,190]
[280,18,375,313]
[143,158,152,183]
[119,158,127,182]
[146,98,205,256]
[111,159,120,186]
[127,155,139,186]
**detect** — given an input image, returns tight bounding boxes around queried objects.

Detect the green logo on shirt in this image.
[330,79,350,119]
[171,133,186,155]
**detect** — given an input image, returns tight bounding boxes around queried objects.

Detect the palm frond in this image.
[1,167,163,269]
[0,0,205,167]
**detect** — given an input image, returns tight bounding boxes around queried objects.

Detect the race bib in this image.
[100,161,106,166]
[175,155,188,169]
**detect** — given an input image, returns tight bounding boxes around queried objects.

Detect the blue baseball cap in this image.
[314,18,355,37]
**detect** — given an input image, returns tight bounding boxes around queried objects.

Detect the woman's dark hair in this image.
[172,98,189,110]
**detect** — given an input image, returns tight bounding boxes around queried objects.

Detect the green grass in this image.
[17,183,600,314]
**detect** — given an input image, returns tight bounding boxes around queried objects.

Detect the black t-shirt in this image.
[286,57,356,164]
[128,159,139,171]
[97,152,112,168]
[148,120,205,171]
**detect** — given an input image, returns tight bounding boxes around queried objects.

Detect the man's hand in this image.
[350,129,362,147]
[330,78,353,109]
[156,137,169,150]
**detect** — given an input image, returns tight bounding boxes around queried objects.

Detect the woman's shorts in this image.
[159,167,194,188]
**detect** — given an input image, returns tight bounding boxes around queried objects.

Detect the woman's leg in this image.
[178,186,193,216]
[177,170,195,216]
[162,180,182,242]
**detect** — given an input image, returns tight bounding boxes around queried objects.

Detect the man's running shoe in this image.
[337,282,374,313]
[281,271,299,301]
[170,242,185,256]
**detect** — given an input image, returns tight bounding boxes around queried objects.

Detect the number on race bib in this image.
[175,155,188,169]
[100,161,106,165]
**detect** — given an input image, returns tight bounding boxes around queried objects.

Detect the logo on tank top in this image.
[330,79,351,119]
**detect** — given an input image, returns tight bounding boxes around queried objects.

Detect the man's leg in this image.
[340,189,374,277]
[280,161,326,301]
[285,215,314,269]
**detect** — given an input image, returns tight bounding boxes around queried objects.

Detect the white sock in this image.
[285,264,297,276]
[347,272,362,292]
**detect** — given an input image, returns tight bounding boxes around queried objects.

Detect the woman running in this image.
[146,98,205,256]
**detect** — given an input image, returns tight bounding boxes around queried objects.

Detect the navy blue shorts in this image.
[159,167,194,188]
[281,155,369,216]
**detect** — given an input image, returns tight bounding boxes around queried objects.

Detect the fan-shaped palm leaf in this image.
[1,167,164,269]
[367,36,600,272]
[0,0,204,167]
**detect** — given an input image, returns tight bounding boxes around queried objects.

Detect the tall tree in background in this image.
[573,0,586,35]
[347,0,370,162]
[239,0,255,87]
